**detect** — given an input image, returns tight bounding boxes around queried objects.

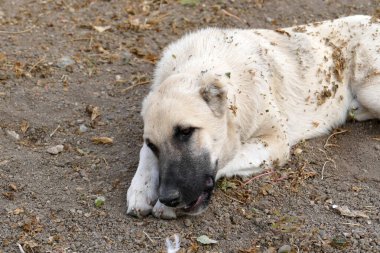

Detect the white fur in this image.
[127,15,380,218]
[126,143,159,217]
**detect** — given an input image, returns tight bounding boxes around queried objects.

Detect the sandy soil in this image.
[0,0,379,252]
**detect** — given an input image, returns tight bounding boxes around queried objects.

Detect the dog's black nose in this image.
[159,190,181,207]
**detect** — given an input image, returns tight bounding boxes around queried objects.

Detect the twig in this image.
[17,243,26,253]
[293,244,300,253]
[121,80,150,93]
[27,56,46,74]
[219,190,245,204]
[88,36,93,49]
[143,230,155,243]
[102,157,109,167]
[318,148,337,179]
[321,161,330,180]
[0,26,35,34]
[49,125,61,138]
[243,170,274,185]
[324,129,348,148]
[221,9,246,23]
[272,175,288,182]
[342,222,363,227]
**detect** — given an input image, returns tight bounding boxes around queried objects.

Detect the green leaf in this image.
[179,0,200,6]
[225,72,231,78]
[196,235,218,245]
[95,196,105,207]
[217,178,237,191]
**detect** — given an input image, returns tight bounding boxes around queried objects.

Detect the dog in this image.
[126,15,380,219]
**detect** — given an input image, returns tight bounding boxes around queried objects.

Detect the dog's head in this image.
[141,74,231,215]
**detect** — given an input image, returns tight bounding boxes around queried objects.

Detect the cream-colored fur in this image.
[127,15,380,219]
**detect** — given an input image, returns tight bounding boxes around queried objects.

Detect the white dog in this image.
[127,15,380,219]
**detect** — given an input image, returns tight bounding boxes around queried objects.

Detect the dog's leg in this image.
[355,77,380,120]
[126,143,159,217]
[348,99,375,121]
[216,130,289,180]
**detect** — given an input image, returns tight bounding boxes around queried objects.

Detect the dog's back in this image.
[154,15,380,144]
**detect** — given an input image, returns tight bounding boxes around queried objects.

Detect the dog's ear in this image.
[200,81,227,117]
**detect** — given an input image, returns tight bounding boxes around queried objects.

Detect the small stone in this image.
[122,51,133,64]
[184,218,192,227]
[6,130,20,140]
[47,145,64,155]
[319,230,328,240]
[294,148,303,155]
[278,245,291,253]
[375,145,380,151]
[56,56,75,68]
[264,247,276,253]
[266,17,274,23]
[79,124,88,133]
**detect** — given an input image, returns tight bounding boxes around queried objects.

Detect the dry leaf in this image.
[20,120,29,133]
[86,105,101,121]
[0,160,9,166]
[332,205,369,219]
[91,136,113,144]
[22,240,39,250]
[91,107,100,121]
[351,186,362,192]
[46,145,64,155]
[9,183,17,191]
[196,235,218,245]
[2,192,14,200]
[10,207,24,215]
[93,25,111,33]
[0,52,6,62]
[294,148,303,155]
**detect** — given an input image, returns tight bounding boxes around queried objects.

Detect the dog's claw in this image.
[127,206,152,218]
[126,185,157,218]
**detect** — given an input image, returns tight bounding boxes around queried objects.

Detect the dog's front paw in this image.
[152,200,177,219]
[126,179,158,218]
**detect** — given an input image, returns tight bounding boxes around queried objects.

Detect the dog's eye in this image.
[146,140,159,156]
[175,126,196,141]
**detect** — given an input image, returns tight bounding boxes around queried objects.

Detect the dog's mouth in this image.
[180,176,214,215]
[182,191,210,213]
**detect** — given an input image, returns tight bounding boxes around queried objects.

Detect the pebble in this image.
[319,230,328,240]
[375,145,380,151]
[294,147,303,155]
[47,144,64,155]
[184,218,192,227]
[57,56,75,68]
[6,130,20,140]
[79,124,88,133]
[266,17,274,23]
[122,51,133,64]
[264,247,276,253]
[278,245,291,253]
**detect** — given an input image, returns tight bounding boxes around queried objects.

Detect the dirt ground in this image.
[0,0,379,252]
